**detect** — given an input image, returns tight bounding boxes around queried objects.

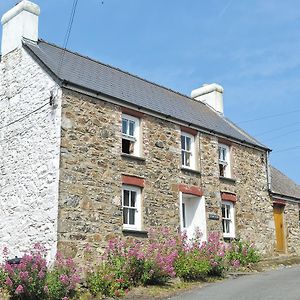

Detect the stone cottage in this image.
[269,166,300,253]
[0,1,299,261]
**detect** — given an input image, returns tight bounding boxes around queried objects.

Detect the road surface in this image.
[169,265,300,300]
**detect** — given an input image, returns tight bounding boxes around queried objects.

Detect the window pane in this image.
[122,119,128,134]
[181,135,185,150]
[123,208,129,224]
[129,121,135,136]
[185,152,191,167]
[130,191,136,207]
[123,190,129,206]
[182,203,186,228]
[222,149,226,161]
[219,164,225,177]
[186,137,191,151]
[181,152,185,166]
[226,205,230,218]
[225,220,230,233]
[222,205,225,218]
[129,208,135,225]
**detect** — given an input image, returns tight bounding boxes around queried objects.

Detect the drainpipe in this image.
[266,150,272,192]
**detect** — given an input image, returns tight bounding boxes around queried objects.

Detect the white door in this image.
[180,193,207,241]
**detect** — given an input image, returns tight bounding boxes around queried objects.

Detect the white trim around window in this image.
[122,185,142,230]
[122,114,141,156]
[181,132,195,169]
[218,143,231,178]
[221,200,235,238]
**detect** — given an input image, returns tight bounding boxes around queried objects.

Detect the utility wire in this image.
[261,128,300,142]
[0,99,50,131]
[254,121,300,136]
[272,145,300,154]
[57,0,79,77]
[236,107,300,124]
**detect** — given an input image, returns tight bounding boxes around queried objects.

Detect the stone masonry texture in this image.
[57,88,279,260]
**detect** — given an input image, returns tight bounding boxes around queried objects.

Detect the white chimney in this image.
[1,0,40,56]
[191,83,224,115]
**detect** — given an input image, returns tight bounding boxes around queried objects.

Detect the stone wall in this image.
[0,48,61,261]
[58,88,279,259]
[284,202,300,254]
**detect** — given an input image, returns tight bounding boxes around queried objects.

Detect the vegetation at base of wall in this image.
[0,229,261,299]
[226,239,260,267]
[0,244,80,300]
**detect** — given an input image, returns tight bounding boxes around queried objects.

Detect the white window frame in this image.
[181,132,195,169]
[122,114,140,156]
[218,144,231,178]
[122,185,141,230]
[221,200,235,238]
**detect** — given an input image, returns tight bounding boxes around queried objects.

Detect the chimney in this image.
[1,0,40,56]
[191,83,224,115]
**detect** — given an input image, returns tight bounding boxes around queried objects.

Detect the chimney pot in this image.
[191,83,224,115]
[1,0,40,56]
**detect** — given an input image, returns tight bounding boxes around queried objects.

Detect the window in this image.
[122,185,141,230]
[221,201,235,238]
[122,114,140,156]
[218,144,231,178]
[181,132,195,168]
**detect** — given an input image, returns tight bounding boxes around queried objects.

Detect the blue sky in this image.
[1,0,299,183]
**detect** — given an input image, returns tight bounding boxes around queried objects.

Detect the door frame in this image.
[179,192,207,242]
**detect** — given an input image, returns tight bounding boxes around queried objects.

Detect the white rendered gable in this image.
[0,46,61,262]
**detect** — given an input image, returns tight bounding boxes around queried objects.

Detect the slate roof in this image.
[270,166,300,200]
[23,39,267,150]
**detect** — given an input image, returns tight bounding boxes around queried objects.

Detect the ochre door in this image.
[273,205,285,252]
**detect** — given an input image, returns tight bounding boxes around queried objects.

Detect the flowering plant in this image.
[226,239,260,267]
[0,244,47,300]
[45,253,81,300]
[0,245,80,300]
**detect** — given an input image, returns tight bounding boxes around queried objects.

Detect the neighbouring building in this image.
[269,166,300,253]
[0,1,299,262]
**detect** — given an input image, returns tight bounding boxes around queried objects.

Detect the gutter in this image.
[269,191,300,204]
[62,81,270,153]
[23,41,271,153]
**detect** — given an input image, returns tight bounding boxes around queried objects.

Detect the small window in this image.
[222,201,235,238]
[181,132,195,169]
[218,144,231,178]
[122,185,141,230]
[122,114,140,156]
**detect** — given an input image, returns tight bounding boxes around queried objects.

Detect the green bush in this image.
[87,263,130,298]
[174,250,211,281]
[226,240,260,267]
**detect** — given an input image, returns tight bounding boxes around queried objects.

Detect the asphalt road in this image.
[169,265,300,300]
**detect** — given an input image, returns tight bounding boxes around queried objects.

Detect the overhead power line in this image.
[0,100,49,131]
[57,0,79,77]
[254,121,300,136]
[236,107,300,124]
[272,145,300,154]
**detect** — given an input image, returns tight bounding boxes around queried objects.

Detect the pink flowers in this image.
[0,245,81,300]
[15,284,24,294]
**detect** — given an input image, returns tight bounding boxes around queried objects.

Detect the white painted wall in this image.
[0,46,61,262]
[1,1,40,56]
[191,83,224,115]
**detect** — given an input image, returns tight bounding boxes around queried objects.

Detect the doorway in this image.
[180,193,207,241]
[273,205,285,252]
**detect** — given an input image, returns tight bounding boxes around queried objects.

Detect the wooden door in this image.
[273,205,285,252]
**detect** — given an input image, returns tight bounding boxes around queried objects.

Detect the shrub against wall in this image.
[0,229,261,299]
[0,245,80,300]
